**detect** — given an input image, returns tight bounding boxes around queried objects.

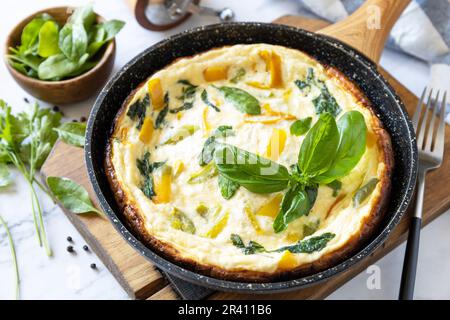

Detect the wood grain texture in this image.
[317,0,411,63]
[42,15,450,300]
[41,142,167,299]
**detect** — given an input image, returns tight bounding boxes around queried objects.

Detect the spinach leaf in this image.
[54,122,86,147]
[201,89,220,112]
[275,232,335,254]
[19,14,53,54]
[217,86,261,115]
[353,178,379,207]
[290,117,312,136]
[38,20,60,58]
[155,93,169,129]
[315,111,367,184]
[127,94,149,130]
[38,53,89,80]
[312,83,341,117]
[218,175,240,200]
[273,186,317,233]
[171,208,196,234]
[87,20,125,56]
[58,4,95,61]
[47,176,103,216]
[136,152,164,199]
[294,67,315,92]
[298,112,339,177]
[327,180,342,197]
[177,80,197,101]
[199,125,233,166]
[0,163,11,187]
[230,234,267,255]
[230,68,246,83]
[214,144,290,194]
[169,102,193,114]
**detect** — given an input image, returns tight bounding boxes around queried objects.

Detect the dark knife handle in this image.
[399,216,422,300]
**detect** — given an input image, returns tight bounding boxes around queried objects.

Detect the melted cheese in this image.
[110,44,387,274]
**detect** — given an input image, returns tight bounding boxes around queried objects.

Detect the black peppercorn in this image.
[83,245,89,251]
[67,236,73,242]
[23,97,29,103]
[52,105,60,112]
[90,263,97,269]
[67,245,74,253]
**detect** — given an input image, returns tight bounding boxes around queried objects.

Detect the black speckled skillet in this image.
[85,0,417,293]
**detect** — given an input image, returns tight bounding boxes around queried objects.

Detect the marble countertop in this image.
[0,0,449,300]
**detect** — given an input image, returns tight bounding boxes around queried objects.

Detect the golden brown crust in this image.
[104,49,394,282]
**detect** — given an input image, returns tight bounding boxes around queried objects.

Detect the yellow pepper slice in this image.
[153,165,172,204]
[173,160,184,177]
[256,193,283,218]
[205,211,229,238]
[203,65,229,82]
[278,251,297,270]
[246,81,270,90]
[257,50,284,88]
[139,117,154,144]
[264,128,287,161]
[202,107,212,135]
[148,78,164,110]
[244,205,262,234]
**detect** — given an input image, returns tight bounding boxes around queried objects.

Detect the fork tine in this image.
[424,91,440,151]
[433,91,447,156]
[412,87,426,132]
[417,88,433,148]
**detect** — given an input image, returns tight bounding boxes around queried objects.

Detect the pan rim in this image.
[85,22,418,294]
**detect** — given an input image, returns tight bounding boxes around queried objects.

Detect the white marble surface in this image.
[0,0,449,300]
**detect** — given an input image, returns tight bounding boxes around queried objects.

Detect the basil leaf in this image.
[47,176,103,216]
[214,144,290,194]
[38,53,89,80]
[201,89,220,112]
[218,175,240,200]
[298,112,339,177]
[54,122,86,147]
[290,117,312,136]
[127,94,149,130]
[276,232,335,253]
[273,186,317,233]
[315,111,367,184]
[217,86,261,115]
[38,20,60,58]
[353,178,379,207]
[171,208,196,234]
[312,83,341,117]
[0,163,11,187]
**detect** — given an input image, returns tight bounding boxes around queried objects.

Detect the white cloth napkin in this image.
[297,0,450,122]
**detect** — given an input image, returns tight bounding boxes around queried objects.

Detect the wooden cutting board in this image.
[41,16,450,300]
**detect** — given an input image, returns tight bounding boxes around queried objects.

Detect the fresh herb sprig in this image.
[0,214,20,300]
[214,111,368,232]
[7,5,125,81]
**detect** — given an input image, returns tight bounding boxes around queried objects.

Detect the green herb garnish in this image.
[155,93,169,129]
[199,125,233,166]
[0,214,20,300]
[127,94,150,129]
[53,122,86,147]
[218,175,240,200]
[136,152,164,199]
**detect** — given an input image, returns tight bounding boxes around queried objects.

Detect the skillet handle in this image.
[318,0,410,64]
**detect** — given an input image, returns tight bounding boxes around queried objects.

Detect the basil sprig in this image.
[213,110,367,232]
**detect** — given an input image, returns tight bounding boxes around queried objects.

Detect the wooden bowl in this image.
[4,6,116,105]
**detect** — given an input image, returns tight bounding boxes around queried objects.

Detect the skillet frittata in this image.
[106,44,393,281]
